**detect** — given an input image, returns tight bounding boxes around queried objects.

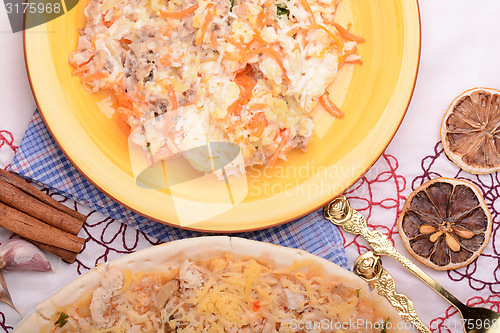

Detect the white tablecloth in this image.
[1,1,500,331]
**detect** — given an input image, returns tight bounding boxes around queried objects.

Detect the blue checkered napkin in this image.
[8,109,349,269]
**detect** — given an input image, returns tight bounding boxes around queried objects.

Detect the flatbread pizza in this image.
[14,237,408,332]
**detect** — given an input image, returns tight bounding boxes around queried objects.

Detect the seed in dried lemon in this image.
[398,177,492,270]
[440,87,500,174]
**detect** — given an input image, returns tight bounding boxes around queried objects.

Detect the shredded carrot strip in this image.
[235,74,256,99]
[119,37,133,50]
[72,63,91,77]
[101,11,114,28]
[341,46,358,61]
[331,22,365,43]
[345,58,362,65]
[225,36,246,48]
[256,9,278,30]
[266,14,279,29]
[196,4,216,45]
[229,68,257,115]
[132,106,145,118]
[225,35,259,58]
[308,23,344,64]
[100,72,123,90]
[266,17,279,29]
[252,33,266,46]
[161,24,172,37]
[165,84,178,110]
[246,47,289,81]
[80,72,107,83]
[113,88,134,109]
[300,0,316,23]
[210,32,219,46]
[340,46,362,66]
[159,54,172,67]
[333,0,341,13]
[256,10,267,30]
[286,26,306,37]
[252,300,261,312]
[69,50,80,66]
[134,91,146,103]
[69,49,95,68]
[113,109,132,135]
[159,4,199,19]
[318,93,344,118]
[308,24,343,50]
[101,9,118,24]
[267,130,290,166]
[248,112,268,137]
[114,86,146,118]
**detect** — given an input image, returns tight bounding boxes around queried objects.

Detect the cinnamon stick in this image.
[0,202,85,253]
[0,180,82,235]
[29,241,79,264]
[0,169,86,224]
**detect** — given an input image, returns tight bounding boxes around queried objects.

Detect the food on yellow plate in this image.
[398,178,492,271]
[69,0,363,174]
[15,238,405,332]
[440,87,500,174]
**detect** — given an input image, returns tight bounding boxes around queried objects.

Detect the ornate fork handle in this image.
[354,252,431,333]
[324,196,467,312]
[323,196,418,260]
[361,228,424,270]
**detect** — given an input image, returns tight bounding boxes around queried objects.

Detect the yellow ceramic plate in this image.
[24,0,421,232]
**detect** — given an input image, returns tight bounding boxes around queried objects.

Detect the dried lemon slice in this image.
[398,178,492,270]
[441,87,500,174]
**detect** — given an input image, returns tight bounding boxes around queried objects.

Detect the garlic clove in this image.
[0,270,18,313]
[0,238,52,272]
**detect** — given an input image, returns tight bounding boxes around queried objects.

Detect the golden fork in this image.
[354,251,431,333]
[324,195,500,333]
